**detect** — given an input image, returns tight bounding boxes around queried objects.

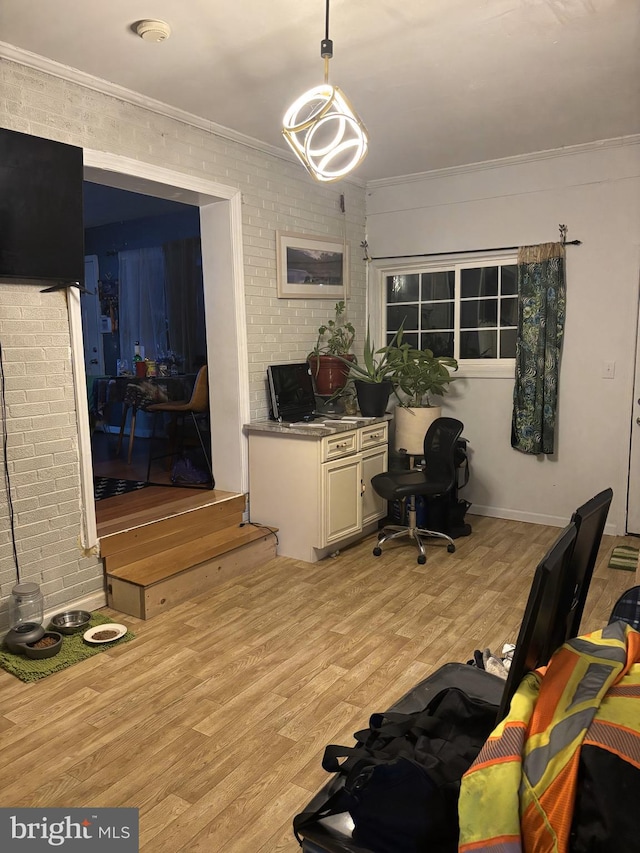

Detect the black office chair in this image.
[371,417,464,565]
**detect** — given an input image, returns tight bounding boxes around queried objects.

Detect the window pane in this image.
[387,304,418,331]
[422,332,453,358]
[422,302,453,330]
[390,331,418,349]
[386,274,419,303]
[461,299,498,328]
[502,265,517,295]
[460,330,497,358]
[500,328,517,358]
[422,271,454,301]
[500,297,518,327]
[461,267,498,298]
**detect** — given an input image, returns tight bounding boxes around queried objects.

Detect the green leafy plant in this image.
[308,301,355,358]
[393,344,458,406]
[340,324,405,384]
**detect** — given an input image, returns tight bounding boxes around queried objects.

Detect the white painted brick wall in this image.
[0,286,102,628]
[0,57,367,626]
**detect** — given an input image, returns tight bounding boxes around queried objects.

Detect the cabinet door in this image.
[321,455,362,546]
[362,445,389,526]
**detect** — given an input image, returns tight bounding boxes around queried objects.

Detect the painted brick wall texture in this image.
[0,58,367,624]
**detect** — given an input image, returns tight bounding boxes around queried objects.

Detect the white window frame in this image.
[372,252,518,379]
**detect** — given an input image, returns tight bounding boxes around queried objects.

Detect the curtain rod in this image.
[367,240,581,261]
[363,224,581,262]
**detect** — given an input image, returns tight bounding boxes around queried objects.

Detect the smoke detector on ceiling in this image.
[135,19,171,43]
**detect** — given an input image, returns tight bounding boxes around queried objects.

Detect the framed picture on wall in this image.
[276,231,348,299]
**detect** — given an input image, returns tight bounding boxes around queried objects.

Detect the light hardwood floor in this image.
[0,516,635,851]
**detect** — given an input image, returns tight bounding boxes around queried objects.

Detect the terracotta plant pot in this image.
[308,355,354,396]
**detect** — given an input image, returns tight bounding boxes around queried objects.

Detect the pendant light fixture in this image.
[282,0,368,183]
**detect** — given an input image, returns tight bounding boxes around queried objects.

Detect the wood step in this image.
[107,523,271,586]
[106,528,277,620]
[100,495,246,570]
[97,487,243,539]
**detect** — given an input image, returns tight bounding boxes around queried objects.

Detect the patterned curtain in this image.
[511,242,566,455]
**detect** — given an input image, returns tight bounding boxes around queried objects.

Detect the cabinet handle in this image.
[366,432,381,441]
[361,480,366,495]
[335,441,349,449]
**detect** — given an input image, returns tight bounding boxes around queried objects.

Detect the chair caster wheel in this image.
[373,547,382,557]
[417,555,427,565]
[447,544,456,553]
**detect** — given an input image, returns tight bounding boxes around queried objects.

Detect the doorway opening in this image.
[82,182,206,487]
[73,151,250,550]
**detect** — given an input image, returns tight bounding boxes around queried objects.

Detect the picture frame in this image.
[276,231,348,299]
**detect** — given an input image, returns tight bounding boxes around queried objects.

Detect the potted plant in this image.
[307,301,356,396]
[393,345,458,454]
[340,325,405,417]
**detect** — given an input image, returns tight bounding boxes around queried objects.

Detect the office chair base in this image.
[373,524,456,565]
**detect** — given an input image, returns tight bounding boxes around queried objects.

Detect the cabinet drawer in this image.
[322,430,357,461]
[359,422,388,450]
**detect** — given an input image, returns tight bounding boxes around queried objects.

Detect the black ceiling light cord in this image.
[0,342,21,584]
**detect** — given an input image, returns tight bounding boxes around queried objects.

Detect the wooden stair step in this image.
[101,497,246,565]
[106,526,277,620]
[106,523,272,587]
[97,488,243,540]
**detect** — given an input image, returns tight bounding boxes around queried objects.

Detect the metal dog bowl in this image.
[50,610,91,634]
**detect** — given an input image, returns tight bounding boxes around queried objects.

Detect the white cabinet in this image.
[321,454,362,544]
[247,420,388,562]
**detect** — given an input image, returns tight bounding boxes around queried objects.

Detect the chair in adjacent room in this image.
[145,365,213,487]
[370,416,464,564]
[116,381,160,465]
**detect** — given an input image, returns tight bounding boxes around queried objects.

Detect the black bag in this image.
[293,686,498,853]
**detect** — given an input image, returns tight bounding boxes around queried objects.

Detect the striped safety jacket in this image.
[458,620,640,853]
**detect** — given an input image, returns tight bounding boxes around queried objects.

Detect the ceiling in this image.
[1,0,639,182]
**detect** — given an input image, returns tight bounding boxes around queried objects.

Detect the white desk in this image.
[245,418,389,562]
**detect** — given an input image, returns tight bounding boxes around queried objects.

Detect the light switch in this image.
[602,361,615,379]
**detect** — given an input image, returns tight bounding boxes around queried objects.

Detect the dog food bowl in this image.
[50,610,91,634]
[24,631,63,659]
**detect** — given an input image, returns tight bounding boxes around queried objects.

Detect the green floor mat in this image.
[608,545,639,572]
[0,612,135,682]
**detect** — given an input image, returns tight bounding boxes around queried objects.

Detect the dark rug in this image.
[94,476,149,501]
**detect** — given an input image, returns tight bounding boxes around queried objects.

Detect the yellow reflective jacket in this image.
[458,621,640,853]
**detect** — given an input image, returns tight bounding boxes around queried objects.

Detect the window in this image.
[384,258,517,374]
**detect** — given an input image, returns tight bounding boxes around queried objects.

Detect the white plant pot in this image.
[394,406,442,456]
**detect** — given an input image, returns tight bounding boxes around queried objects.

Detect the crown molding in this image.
[0,41,366,188]
[367,134,640,189]
[0,41,293,161]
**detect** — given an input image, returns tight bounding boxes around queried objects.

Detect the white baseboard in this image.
[469,506,619,537]
[44,590,107,624]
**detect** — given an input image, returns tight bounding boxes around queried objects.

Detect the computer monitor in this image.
[267,363,317,422]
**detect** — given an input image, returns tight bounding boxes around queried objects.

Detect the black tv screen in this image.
[0,128,84,284]
[267,362,317,422]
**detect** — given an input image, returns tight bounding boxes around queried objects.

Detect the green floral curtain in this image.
[511,242,566,455]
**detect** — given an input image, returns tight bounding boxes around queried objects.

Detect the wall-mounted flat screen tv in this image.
[0,128,84,284]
